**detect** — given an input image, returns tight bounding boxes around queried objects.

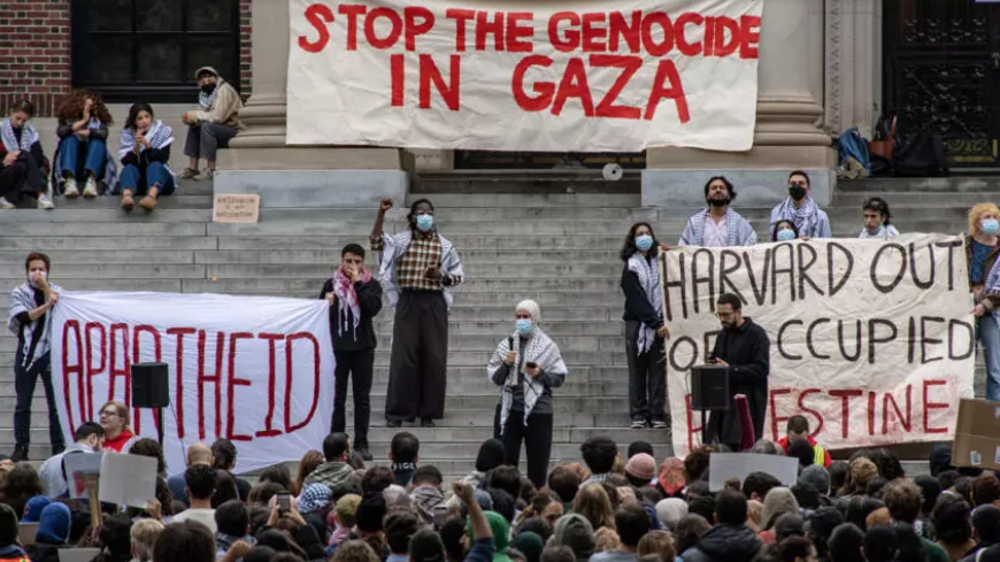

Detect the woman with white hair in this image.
[488,299,567,488]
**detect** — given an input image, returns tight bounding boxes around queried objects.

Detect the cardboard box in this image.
[953,398,1000,470]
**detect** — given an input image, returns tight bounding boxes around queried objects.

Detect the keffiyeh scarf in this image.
[627,252,663,355]
[118,120,174,159]
[298,483,333,514]
[487,328,567,434]
[1,118,38,153]
[332,267,373,337]
[199,88,217,109]
[680,209,758,247]
[773,197,822,238]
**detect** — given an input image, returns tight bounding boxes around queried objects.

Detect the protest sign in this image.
[63,452,103,499]
[51,292,335,473]
[287,0,763,152]
[99,452,158,508]
[661,234,976,457]
[708,453,797,492]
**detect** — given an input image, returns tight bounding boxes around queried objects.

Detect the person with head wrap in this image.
[656,458,685,498]
[488,299,567,488]
[655,498,688,532]
[759,487,801,545]
[298,483,333,515]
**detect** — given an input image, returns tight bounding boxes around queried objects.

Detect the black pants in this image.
[386,291,448,422]
[14,350,64,450]
[625,320,666,422]
[0,152,44,204]
[331,348,374,448]
[502,409,553,488]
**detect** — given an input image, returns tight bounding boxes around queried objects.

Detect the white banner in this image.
[51,292,335,473]
[662,234,976,457]
[287,0,763,152]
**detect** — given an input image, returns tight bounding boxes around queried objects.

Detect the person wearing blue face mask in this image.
[371,197,464,428]
[772,220,800,242]
[621,222,669,430]
[488,299,567,487]
[968,202,1000,400]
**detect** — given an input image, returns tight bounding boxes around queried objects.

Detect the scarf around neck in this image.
[332,267,373,338]
[626,251,663,355]
[488,328,567,434]
[119,120,174,159]
[1,118,38,153]
[775,196,821,238]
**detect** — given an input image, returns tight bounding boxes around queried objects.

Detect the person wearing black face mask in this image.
[179,66,242,182]
[705,293,770,450]
[768,171,832,239]
[678,176,757,247]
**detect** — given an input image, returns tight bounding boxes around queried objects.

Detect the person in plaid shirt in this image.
[371,198,464,428]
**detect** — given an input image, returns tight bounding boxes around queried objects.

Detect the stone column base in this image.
[642,146,837,207]
[215,148,413,208]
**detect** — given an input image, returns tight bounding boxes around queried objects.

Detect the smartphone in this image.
[277,494,291,511]
[525,361,537,369]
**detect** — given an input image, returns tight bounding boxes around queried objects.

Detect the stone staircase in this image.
[0,172,988,480]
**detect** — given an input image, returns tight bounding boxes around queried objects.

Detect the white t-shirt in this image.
[172,508,217,533]
[704,214,729,247]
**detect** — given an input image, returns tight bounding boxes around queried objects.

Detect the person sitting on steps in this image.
[178,66,242,181]
[119,103,176,212]
[0,100,55,210]
[54,90,114,199]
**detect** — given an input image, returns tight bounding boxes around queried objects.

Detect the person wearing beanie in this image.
[26,503,71,562]
[511,532,544,562]
[0,504,27,562]
[624,454,656,488]
[798,464,831,497]
[550,514,596,562]
[488,299,567,488]
[21,495,52,523]
[655,498,688,532]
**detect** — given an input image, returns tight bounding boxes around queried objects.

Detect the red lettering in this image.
[713,17,740,57]
[684,394,702,451]
[298,3,334,53]
[829,389,863,438]
[364,7,402,50]
[506,12,534,53]
[403,7,434,51]
[640,12,673,57]
[739,15,761,59]
[166,328,196,439]
[61,321,83,427]
[797,389,824,437]
[285,333,321,433]
[84,322,106,422]
[868,391,876,435]
[419,54,461,111]
[445,9,475,51]
[551,58,594,117]
[591,55,641,119]
[704,16,715,57]
[197,330,225,439]
[338,4,367,50]
[108,324,131,407]
[511,55,554,112]
[391,54,404,107]
[923,380,949,434]
[608,11,641,53]
[675,12,704,56]
[256,333,285,438]
[226,333,254,442]
[581,13,607,52]
[548,12,580,53]
[475,11,505,51]
[645,60,689,122]
[883,384,913,434]
[769,389,792,441]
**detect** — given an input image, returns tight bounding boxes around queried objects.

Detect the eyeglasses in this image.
[99,410,119,418]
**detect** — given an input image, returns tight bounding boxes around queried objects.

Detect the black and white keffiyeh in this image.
[679,208,758,247]
[487,328,567,434]
[118,120,174,159]
[199,88,217,110]
[0,118,38,153]
[771,197,822,238]
[7,282,61,369]
[626,252,663,355]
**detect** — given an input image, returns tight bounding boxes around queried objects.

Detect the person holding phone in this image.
[488,299,567,487]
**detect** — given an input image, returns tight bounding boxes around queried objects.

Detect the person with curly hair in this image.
[54,89,114,198]
[118,102,176,212]
[0,99,53,209]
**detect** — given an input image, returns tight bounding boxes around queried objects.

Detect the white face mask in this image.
[28,270,47,288]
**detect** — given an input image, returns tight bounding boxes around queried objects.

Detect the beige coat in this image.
[191,79,242,129]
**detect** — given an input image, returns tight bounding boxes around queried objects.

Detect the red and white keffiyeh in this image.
[333,266,372,336]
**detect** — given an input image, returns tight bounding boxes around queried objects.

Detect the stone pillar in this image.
[642,0,837,207]
[824,0,883,138]
[217,0,411,208]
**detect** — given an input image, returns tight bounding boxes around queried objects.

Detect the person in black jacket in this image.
[706,293,770,450]
[620,222,670,430]
[118,103,176,213]
[681,490,762,562]
[321,243,384,461]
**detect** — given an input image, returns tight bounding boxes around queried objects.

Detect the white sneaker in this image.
[194,168,215,181]
[63,178,79,198]
[0,197,14,210]
[83,177,98,198]
[37,194,55,210]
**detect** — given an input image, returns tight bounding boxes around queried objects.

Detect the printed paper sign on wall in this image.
[51,292,335,473]
[287,0,763,152]
[661,234,976,457]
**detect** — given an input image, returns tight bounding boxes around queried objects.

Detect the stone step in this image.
[206,220,688,237]
[0,237,219,251]
[54,195,214,209]
[0,251,198,266]
[191,250,620,265]
[407,193,642,208]
[412,175,641,195]
[4,223,207,237]
[214,236,628,251]
[833,192,1000,208]
[839,178,1000,193]
[0,265,207,279]
[0,209,213,223]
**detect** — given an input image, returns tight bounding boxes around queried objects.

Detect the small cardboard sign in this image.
[954,398,1000,471]
[213,194,260,223]
[98,452,157,508]
[63,452,103,499]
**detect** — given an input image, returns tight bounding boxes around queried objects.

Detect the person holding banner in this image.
[620,223,669,430]
[678,177,757,247]
[771,220,800,242]
[971,202,1000,400]
[769,171,832,239]
[706,294,770,450]
[858,197,900,240]
[7,252,64,462]
[371,198,464,428]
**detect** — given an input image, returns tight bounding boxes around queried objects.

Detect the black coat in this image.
[681,524,762,562]
[707,317,770,445]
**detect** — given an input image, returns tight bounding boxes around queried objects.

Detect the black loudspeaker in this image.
[690,364,730,411]
[131,363,170,409]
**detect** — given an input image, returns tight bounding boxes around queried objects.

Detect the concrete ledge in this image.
[646,146,837,169]
[213,170,409,208]
[217,147,415,172]
[642,168,835,207]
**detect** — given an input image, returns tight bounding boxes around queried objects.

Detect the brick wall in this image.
[0,0,254,116]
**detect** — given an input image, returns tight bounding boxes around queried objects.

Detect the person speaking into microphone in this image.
[705,293,771,450]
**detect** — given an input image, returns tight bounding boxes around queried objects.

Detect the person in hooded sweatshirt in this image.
[461,439,506,490]
[179,66,242,181]
[681,490,762,562]
[25,503,71,562]
[304,433,354,488]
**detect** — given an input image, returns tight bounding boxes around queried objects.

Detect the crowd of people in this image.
[0,66,241,212]
[0,417,998,562]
